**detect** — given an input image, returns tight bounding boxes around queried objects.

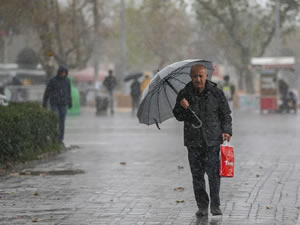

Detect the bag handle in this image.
[223,140,230,146]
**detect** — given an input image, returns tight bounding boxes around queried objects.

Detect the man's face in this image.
[60,71,67,77]
[190,66,207,90]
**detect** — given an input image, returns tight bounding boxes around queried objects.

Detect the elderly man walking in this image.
[173,64,232,217]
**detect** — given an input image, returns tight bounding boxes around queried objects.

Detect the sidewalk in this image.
[1,108,300,225]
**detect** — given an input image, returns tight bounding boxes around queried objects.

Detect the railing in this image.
[4,85,46,103]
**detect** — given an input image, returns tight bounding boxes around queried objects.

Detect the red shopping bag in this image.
[219,141,234,177]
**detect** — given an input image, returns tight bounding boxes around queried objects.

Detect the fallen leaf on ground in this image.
[34,192,40,196]
[32,218,38,222]
[120,162,127,165]
[176,200,185,203]
[9,173,20,177]
[174,187,185,191]
[266,206,272,209]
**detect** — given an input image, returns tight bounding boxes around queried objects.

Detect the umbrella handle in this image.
[188,108,203,128]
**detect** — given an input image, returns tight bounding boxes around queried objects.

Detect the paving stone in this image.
[1,109,300,224]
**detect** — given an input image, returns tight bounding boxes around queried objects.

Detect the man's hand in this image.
[222,133,231,142]
[180,98,190,109]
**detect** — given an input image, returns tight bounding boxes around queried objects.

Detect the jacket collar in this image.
[185,80,217,94]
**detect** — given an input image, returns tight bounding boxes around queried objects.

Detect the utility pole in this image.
[120,0,127,92]
[93,0,100,89]
[275,0,280,57]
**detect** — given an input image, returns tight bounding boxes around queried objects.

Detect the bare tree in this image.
[195,0,300,93]
[0,0,94,79]
[121,0,190,71]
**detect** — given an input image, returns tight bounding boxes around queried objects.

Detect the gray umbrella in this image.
[137,59,214,129]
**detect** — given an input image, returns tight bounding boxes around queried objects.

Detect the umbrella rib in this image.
[157,86,162,123]
[144,66,189,96]
[162,83,174,114]
[171,76,188,86]
[147,86,156,125]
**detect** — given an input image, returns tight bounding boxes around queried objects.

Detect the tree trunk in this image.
[245,68,254,94]
[237,69,244,91]
[240,48,254,93]
[93,0,100,86]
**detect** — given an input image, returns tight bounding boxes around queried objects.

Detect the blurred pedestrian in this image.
[278,79,289,113]
[140,72,151,93]
[286,88,298,114]
[10,73,22,102]
[130,78,141,115]
[103,69,117,114]
[0,82,5,95]
[173,64,232,217]
[221,75,235,110]
[43,65,72,144]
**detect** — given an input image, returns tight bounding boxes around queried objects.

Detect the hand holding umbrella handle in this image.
[187,107,203,128]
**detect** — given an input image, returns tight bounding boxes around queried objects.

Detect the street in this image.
[1,108,300,225]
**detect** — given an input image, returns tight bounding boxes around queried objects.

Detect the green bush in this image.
[0,102,60,163]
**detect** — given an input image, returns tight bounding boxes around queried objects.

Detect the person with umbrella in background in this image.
[173,64,232,217]
[130,78,141,115]
[124,72,143,115]
[43,65,72,144]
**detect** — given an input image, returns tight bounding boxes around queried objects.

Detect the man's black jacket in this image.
[43,65,72,108]
[173,80,232,147]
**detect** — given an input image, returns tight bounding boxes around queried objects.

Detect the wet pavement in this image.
[1,108,300,225]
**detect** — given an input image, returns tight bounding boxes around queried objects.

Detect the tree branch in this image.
[52,0,66,63]
[257,2,295,56]
[227,0,236,30]
[197,0,245,50]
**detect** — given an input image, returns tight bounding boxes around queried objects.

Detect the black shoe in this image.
[211,206,222,216]
[196,208,208,217]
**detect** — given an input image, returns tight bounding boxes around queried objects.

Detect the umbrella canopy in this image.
[137,59,214,127]
[124,72,143,82]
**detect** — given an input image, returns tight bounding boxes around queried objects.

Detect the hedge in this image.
[0,102,60,164]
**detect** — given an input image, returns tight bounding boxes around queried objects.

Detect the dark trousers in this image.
[187,145,221,209]
[131,96,140,114]
[108,91,114,114]
[51,104,67,142]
